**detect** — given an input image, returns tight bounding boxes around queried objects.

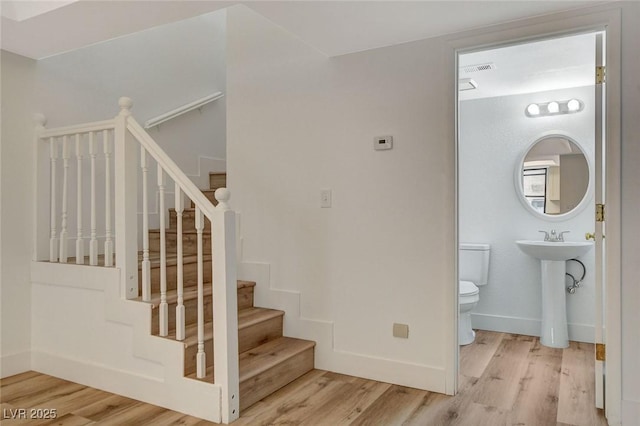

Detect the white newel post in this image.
[212,188,240,424]
[114,97,139,299]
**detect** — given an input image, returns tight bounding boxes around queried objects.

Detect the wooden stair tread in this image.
[186,336,315,383]
[239,337,316,383]
[175,307,284,347]
[138,281,256,306]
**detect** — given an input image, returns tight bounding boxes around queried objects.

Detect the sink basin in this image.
[516,240,593,261]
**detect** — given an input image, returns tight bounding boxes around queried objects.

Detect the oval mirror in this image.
[515,135,592,221]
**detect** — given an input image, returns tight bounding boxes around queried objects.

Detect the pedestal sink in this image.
[516,240,594,348]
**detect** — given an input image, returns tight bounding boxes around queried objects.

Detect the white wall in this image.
[30,10,228,259]
[227,5,455,392]
[459,85,596,342]
[35,9,227,176]
[228,3,640,418]
[0,51,37,377]
[619,2,640,422]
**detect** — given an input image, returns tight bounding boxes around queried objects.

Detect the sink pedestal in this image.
[515,240,593,349]
[540,260,569,348]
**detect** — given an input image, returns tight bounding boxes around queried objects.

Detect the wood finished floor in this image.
[0,331,607,425]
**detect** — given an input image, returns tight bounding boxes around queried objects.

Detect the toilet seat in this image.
[460,280,479,296]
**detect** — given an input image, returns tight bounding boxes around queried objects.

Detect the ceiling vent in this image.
[459,78,478,91]
[461,62,497,73]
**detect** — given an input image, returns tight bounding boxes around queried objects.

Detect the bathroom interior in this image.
[457,30,601,388]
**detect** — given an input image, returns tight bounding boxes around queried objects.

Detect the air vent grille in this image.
[462,63,497,73]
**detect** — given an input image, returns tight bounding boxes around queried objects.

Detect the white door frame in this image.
[447,6,622,424]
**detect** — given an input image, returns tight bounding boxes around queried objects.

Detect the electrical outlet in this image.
[393,323,409,338]
[320,189,332,208]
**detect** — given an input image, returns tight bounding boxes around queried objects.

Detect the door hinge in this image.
[596,343,606,361]
[596,203,605,222]
[596,66,606,84]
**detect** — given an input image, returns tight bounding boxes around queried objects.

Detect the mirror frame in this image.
[514,132,593,222]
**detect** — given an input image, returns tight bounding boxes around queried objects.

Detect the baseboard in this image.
[238,261,447,393]
[0,351,31,379]
[31,351,221,422]
[621,399,639,426]
[471,312,594,343]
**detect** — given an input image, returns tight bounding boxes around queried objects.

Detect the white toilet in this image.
[459,243,491,345]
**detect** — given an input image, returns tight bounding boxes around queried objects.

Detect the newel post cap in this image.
[215,188,231,211]
[34,113,47,127]
[118,97,133,116]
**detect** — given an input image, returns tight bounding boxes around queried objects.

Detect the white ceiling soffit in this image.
[459,32,596,100]
[246,1,604,57]
[0,0,236,59]
[0,0,608,60]
[1,1,79,22]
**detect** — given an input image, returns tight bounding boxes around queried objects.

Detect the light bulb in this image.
[527,104,540,116]
[547,101,560,113]
[567,99,580,111]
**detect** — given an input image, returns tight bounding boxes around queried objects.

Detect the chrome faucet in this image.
[539,230,570,242]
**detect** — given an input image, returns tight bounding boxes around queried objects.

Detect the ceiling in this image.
[459,32,597,100]
[1,0,608,60]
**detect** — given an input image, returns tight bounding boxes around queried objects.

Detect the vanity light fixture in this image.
[527,104,540,116]
[567,98,581,111]
[547,101,560,113]
[525,99,584,118]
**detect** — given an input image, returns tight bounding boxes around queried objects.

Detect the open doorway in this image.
[455,31,608,424]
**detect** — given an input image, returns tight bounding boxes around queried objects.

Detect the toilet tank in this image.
[459,243,491,286]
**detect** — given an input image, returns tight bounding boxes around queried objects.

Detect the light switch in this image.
[320,189,332,208]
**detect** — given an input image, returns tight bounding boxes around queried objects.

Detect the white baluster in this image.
[89,132,98,266]
[158,165,168,336]
[49,137,58,262]
[141,147,151,302]
[175,185,185,341]
[196,206,206,378]
[75,134,85,264]
[59,135,70,263]
[104,129,113,266]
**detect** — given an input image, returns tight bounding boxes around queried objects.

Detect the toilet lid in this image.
[460,280,479,296]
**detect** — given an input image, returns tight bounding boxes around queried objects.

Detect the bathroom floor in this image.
[457,330,608,426]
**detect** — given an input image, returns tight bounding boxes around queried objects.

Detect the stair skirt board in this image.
[30,266,226,423]
[31,350,224,423]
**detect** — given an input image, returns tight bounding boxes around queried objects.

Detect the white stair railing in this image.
[34,97,240,423]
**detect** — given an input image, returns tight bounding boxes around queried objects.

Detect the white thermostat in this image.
[374,136,393,151]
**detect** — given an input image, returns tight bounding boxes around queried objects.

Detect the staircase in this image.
[139,172,316,412]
